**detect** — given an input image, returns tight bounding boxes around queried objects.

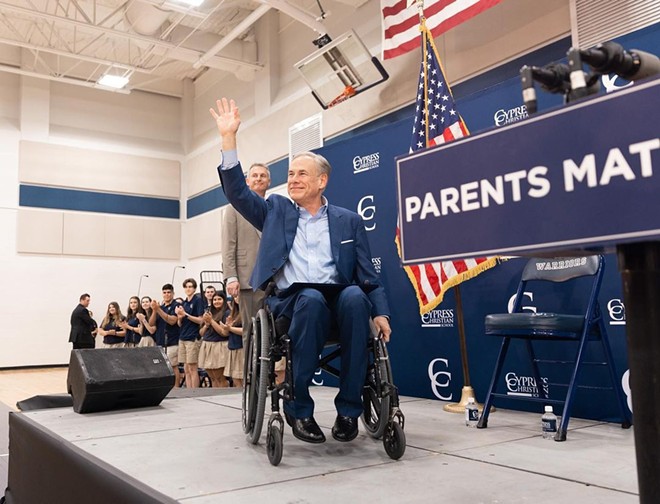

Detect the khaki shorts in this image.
[198,340,230,369]
[138,336,155,348]
[178,340,201,364]
[224,348,244,379]
[101,342,124,349]
[166,345,179,367]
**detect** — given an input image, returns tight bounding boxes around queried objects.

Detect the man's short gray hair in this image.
[291,151,332,178]
[247,163,270,177]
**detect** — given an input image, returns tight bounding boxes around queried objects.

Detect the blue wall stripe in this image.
[187,37,572,218]
[19,185,179,219]
[187,186,227,218]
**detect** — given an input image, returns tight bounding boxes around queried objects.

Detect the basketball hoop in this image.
[327,85,357,108]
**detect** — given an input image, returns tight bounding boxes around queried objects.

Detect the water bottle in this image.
[465,397,479,427]
[541,405,557,439]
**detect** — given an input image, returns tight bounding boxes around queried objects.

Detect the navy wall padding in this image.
[19,185,179,219]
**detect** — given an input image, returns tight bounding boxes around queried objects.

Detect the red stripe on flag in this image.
[381,0,409,17]
[383,0,502,60]
[424,262,441,294]
[452,260,468,274]
[428,1,501,40]
[439,264,448,284]
[410,265,429,305]
[383,0,456,40]
[458,120,469,136]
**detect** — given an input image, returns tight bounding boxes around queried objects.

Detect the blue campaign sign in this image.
[396,77,660,264]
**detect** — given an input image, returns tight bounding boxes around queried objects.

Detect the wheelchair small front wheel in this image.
[361,338,392,439]
[267,424,283,466]
[383,421,406,460]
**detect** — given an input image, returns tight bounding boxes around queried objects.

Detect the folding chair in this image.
[477,255,632,441]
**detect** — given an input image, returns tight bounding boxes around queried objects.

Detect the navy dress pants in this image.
[267,285,371,419]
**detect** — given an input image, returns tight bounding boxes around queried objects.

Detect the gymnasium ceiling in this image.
[0,0,346,96]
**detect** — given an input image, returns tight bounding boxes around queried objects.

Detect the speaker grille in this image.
[289,114,323,162]
[572,0,660,49]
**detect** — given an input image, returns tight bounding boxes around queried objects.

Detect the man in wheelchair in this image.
[211,98,392,444]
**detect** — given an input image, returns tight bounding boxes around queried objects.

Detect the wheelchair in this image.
[241,292,406,466]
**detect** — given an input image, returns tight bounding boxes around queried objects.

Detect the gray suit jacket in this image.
[221,204,261,290]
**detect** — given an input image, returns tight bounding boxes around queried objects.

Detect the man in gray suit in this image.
[221,162,271,349]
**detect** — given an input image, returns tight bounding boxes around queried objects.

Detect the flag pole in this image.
[411,1,491,415]
[442,284,493,413]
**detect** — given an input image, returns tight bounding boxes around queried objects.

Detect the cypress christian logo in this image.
[607,299,626,325]
[428,358,452,400]
[494,105,528,126]
[357,195,376,231]
[352,152,380,174]
[505,372,548,397]
[421,308,454,328]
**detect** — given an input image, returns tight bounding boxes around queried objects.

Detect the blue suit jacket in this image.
[218,162,390,318]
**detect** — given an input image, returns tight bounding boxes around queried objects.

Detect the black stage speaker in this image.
[67,347,175,414]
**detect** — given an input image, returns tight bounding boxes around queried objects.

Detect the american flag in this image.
[396,27,499,314]
[382,0,502,60]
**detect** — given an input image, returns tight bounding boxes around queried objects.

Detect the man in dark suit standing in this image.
[211,98,391,445]
[69,293,96,349]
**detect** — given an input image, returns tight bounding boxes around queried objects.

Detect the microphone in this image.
[520,63,571,115]
[520,66,537,115]
[580,41,660,81]
[530,63,572,93]
[566,48,602,101]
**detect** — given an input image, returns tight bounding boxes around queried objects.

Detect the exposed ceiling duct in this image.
[124,2,173,37]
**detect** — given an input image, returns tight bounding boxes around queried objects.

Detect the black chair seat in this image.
[485,313,584,339]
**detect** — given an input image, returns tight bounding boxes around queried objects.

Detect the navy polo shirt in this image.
[102,319,124,345]
[158,301,180,347]
[153,316,165,346]
[179,295,203,342]
[202,309,229,342]
[125,316,141,345]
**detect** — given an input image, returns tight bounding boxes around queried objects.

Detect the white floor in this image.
[15,388,638,503]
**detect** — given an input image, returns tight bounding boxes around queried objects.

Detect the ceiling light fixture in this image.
[173,0,204,7]
[97,74,130,89]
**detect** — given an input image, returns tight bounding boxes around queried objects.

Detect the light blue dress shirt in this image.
[221,150,339,290]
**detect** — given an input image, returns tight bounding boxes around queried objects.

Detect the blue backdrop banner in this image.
[304,24,660,422]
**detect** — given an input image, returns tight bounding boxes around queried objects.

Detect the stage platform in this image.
[4,387,638,503]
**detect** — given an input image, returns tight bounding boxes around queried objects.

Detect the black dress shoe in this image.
[291,417,326,444]
[332,415,359,442]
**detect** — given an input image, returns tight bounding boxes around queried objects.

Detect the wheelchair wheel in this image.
[267,424,284,466]
[361,337,392,439]
[383,421,406,460]
[241,322,255,434]
[242,309,271,444]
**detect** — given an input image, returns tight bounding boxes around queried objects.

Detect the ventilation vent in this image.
[289,113,323,162]
[571,0,660,49]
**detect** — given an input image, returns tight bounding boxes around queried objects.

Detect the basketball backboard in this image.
[295,30,389,109]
